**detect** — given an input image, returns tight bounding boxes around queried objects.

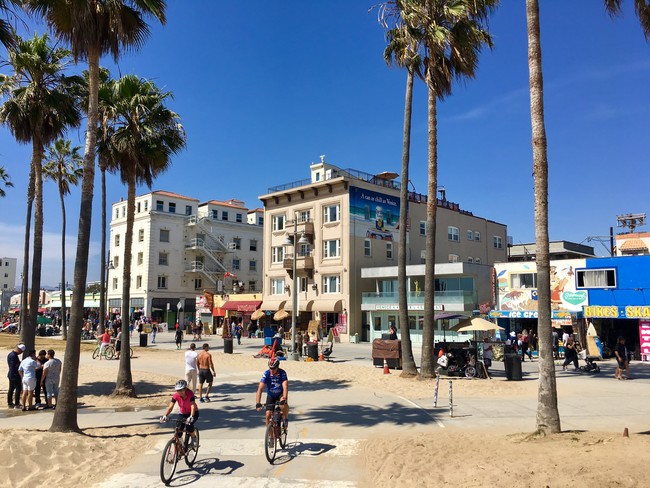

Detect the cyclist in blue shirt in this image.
[255,357,289,427]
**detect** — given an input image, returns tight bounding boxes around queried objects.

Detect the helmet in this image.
[268,357,280,369]
[174,379,188,391]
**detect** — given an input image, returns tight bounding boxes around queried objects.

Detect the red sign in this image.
[640,320,650,360]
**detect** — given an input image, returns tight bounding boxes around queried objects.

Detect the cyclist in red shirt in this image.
[161,380,199,441]
[98,330,111,359]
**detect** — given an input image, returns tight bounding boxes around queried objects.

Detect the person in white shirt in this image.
[41,349,62,409]
[18,350,40,411]
[185,343,199,393]
[482,337,493,371]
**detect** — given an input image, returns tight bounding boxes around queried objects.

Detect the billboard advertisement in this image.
[349,186,400,241]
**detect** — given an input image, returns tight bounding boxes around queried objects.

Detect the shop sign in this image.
[376,304,444,311]
[489,310,574,319]
[639,320,650,359]
[584,305,650,319]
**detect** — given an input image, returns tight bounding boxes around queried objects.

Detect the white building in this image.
[107,190,264,326]
[0,256,17,292]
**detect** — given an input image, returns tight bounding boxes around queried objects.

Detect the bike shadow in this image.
[271,440,336,465]
[165,457,244,486]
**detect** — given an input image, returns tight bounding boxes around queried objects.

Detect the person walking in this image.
[235,323,242,345]
[151,323,157,344]
[185,343,199,394]
[175,326,184,350]
[197,343,216,402]
[7,343,25,409]
[614,336,629,380]
[41,349,62,409]
[562,337,579,371]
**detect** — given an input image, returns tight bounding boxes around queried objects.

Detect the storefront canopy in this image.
[260,300,286,312]
[307,299,343,312]
[220,300,262,313]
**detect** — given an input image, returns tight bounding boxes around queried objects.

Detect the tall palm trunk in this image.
[114,175,136,396]
[98,160,107,336]
[51,46,100,433]
[25,135,44,353]
[19,164,35,343]
[58,163,68,340]
[526,0,561,435]
[420,68,438,379]
[398,67,417,376]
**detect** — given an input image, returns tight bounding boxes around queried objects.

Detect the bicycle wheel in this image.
[264,422,277,463]
[279,419,288,449]
[105,345,115,360]
[160,438,179,485]
[184,428,200,466]
[92,347,99,360]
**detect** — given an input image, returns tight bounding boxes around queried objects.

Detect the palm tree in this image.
[99,75,185,397]
[604,0,650,39]
[0,166,13,196]
[380,4,423,377]
[0,0,19,49]
[43,139,83,341]
[0,34,80,354]
[400,0,498,377]
[24,0,167,432]
[526,0,561,435]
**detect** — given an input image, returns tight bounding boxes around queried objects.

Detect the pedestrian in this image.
[175,326,184,350]
[614,336,629,380]
[115,327,122,359]
[388,324,398,340]
[521,330,532,362]
[482,337,493,371]
[562,337,579,371]
[18,349,40,411]
[185,343,198,393]
[552,329,559,359]
[295,330,303,358]
[34,350,48,408]
[98,328,111,359]
[41,349,62,409]
[197,343,216,402]
[235,323,242,345]
[7,343,25,409]
[151,323,157,344]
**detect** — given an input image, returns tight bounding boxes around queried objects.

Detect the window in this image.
[468,257,474,263]
[194,278,202,290]
[137,252,143,265]
[233,237,241,250]
[236,213,243,223]
[448,226,459,242]
[156,200,164,211]
[323,204,340,223]
[467,230,474,241]
[386,242,393,259]
[474,231,481,241]
[112,278,118,290]
[157,276,167,289]
[138,229,144,242]
[298,242,311,257]
[121,206,125,217]
[419,221,426,236]
[272,246,284,264]
[258,216,264,226]
[364,239,371,257]
[577,269,616,288]
[160,229,170,242]
[271,278,285,295]
[272,214,285,231]
[232,259,240,270]
[159,252,168,266]
[144,201,148,211]
[248,280,257,292]
[222,211,228,221]
[136,275,142,289]
[114,209,119,219]
[113,256,119,268]
[511,272,537,288]
[137,202,141,213]
[169,202,176,213]
[185,205,192,216]
[298,210,311,222]
[493,236,503,249]
[250,239,258,252]
[448,254,459,263]
[211,209,218,219]
[322,275,341,294]
[323,239,341,258]
[114,234,120,247]
[475,257,481,264]
[298,276,308,293]
[249,260,257,271]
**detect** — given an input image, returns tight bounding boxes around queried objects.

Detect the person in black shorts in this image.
[255,357,289,428]
[614,336,629,380]
[175,326,183,350]
[197,343,216,402]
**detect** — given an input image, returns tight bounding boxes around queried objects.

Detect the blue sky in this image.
[0,1,648,287]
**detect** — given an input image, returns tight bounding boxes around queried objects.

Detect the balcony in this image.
[283,252,314,276]
[294,218,314,236]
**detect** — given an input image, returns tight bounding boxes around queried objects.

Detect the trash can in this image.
[504,353,522,380]
[307,343,319,361]
[139,333,148,347]
[224,337,233,354]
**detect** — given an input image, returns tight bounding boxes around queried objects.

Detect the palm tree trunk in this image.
[98,162,107,336]
[19,164,35,345]
[398,68,417,377]
[420,68,438,379]
[59,169,68,340]
[51,45,100,433]
[526,0,561,435]
[114,175,136,397]
[25,136,44,353]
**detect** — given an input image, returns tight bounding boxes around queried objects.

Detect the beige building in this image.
[259,158,507,340]
[107,190,263,325]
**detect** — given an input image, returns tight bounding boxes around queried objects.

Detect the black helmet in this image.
[174,379,188,391]
[268,357,280,369]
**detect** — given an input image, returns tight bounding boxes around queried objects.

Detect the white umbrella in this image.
[453,316,504,333]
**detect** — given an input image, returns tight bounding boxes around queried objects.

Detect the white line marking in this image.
[398,395,445,428]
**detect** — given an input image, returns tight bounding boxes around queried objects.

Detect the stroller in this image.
[577,349,601,373]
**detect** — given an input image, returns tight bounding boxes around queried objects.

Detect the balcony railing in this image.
[362,290,476,307]
[283,253,314,273]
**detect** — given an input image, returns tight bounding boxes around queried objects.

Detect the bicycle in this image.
[159,417,200,485]
[113,339,134,359]
[92,343,115,360]
[260,400,288,464]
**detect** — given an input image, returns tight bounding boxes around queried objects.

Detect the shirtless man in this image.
[197,343,216,402]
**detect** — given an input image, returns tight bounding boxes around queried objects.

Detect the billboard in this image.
[349,186,400,241]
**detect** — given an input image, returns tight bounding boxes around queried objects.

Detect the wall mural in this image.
[349,186,400,241]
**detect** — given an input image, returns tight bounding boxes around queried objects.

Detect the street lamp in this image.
[102,256,114,330]
[283,215,310,361]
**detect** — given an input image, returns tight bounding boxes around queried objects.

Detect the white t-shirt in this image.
[562,333,569,345]
[482,343,493,360]
[185,350,198,372]
[43,358,62,384]
[19,357,39,381]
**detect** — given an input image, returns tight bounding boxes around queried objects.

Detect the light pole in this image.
[284,213,309,361]
[103,256,114,329]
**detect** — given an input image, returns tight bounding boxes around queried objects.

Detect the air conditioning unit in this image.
[227,242,237,250]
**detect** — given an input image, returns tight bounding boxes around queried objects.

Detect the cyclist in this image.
[255,357,289,428]
[160,380,199,443]
[98,329,111,359]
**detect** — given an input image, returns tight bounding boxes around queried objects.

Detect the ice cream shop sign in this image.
[584,305,650,319]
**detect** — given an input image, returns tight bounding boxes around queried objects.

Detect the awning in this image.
[308,299,343,312]
[213,307,226,317]
[220,300,262,313]
[261,300,286,312]
[620,238,648,252]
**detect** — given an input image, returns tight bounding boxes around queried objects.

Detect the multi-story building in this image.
[259,157,507,341]
[0,256,17,313]
[107,190,263,326]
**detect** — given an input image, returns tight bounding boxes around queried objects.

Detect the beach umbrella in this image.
[273,309,289,321]
[453,316,504,333]
[251,309,265,321]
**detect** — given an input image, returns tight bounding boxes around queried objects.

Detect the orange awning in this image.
[220,300,262,313]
